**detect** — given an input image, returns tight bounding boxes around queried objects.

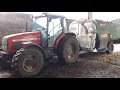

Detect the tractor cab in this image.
[32,13,66,48]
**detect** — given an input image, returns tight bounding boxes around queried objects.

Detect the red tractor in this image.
[0,13,79,77]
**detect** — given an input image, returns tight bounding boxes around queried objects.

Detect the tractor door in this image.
[79,21,97,51]
[47,18,63,47]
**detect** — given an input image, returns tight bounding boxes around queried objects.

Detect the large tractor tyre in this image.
[0,61,11,69]
[106,41,114,54]
[57,36,79,64]
[12,48,44,77]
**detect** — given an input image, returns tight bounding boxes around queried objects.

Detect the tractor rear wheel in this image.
[58,36,79,64]
[12,48,44,77]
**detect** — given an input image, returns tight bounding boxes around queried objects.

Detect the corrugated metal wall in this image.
[0,12,33,45]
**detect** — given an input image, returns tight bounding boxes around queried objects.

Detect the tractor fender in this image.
[26,43,47,58]
[54,32,76,49]
[12,43,47,63]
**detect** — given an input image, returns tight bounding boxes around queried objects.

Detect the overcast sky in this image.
[20,12,120,21]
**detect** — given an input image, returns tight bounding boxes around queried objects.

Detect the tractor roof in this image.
[34,12,65,19]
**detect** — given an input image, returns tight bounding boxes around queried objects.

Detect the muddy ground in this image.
[1,51,120,78]
[1,44,120,78]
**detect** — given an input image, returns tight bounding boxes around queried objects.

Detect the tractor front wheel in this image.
[12,48,44,77]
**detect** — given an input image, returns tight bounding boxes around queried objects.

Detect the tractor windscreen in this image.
[32,17,47,32]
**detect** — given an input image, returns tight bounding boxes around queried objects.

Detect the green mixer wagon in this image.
[95,19,120,44]
[69,18,120,54]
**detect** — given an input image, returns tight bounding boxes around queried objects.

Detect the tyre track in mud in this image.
[33,52,120,78]
[1,52,120,78]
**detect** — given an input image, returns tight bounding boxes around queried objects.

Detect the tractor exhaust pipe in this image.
[88,12,92,20]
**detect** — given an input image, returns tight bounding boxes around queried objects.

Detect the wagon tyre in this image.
[106,41,114,54]
[12,48,44,77]
[58,36,79,64]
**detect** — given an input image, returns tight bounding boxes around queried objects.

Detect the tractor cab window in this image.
[32,17,47,32]
[48,18,62,36]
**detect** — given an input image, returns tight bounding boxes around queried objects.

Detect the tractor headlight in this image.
[1,37,8,51]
